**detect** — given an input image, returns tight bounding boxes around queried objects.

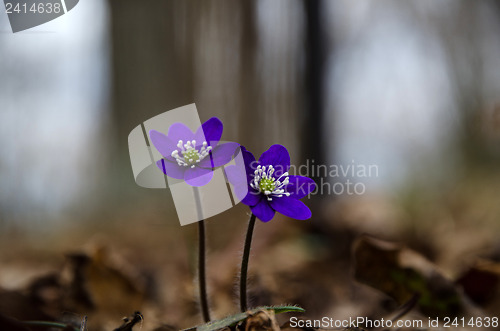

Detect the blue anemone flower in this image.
[226,144,316,222]
[149,117,238,187]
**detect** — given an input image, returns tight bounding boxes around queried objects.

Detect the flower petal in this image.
[224,165,244,185]
[195,117,223,147]
[224,161,256,204]
[251,199,275,222]
[242,190,261,206]
[184,166,214,187]
[286,176,317,199]
[224,165,248,201]
[258,144,290,176]
[240,146,258,181]
[241,146,255,163]
[156,159,186,179]
[269,196,312,220]
[149,130,177,160]
[168,122,195,142]
[199,142,239,168]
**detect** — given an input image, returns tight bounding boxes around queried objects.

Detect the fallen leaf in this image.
[244,309,280,331]
[353,235,464,318]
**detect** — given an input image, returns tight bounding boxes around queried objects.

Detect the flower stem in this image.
[198,219,210,322]
[240,213,256,312]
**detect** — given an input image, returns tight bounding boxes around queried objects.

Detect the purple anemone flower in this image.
[226,144,316,222]
[149,117,238,187]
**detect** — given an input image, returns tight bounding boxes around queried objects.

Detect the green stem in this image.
[240,213,256,312]
[198,219,210,322]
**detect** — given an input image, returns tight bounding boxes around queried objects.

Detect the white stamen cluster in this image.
[250,165,290,201]
[171,139,212,168]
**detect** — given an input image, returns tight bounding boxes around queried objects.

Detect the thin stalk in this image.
[193,186,210,322]
[198,219,210,322]
[240,213,256,312]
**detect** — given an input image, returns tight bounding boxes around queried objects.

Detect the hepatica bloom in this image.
[149,117,238,186]
[227,145,316,222]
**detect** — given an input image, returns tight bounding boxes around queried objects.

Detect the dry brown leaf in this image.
[353,235,464,318]
[244,309,280,331]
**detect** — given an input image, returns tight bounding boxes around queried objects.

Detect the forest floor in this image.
[1,179,500,330]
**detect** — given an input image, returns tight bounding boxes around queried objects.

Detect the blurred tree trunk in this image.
[237,0,259,153]
[303,0,327,177]
[432,1,500,165]
[107,0,306,202]
[107,0,197,199]
[108,0,195,154]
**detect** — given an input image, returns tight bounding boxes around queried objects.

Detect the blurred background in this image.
[1,0,500,330]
